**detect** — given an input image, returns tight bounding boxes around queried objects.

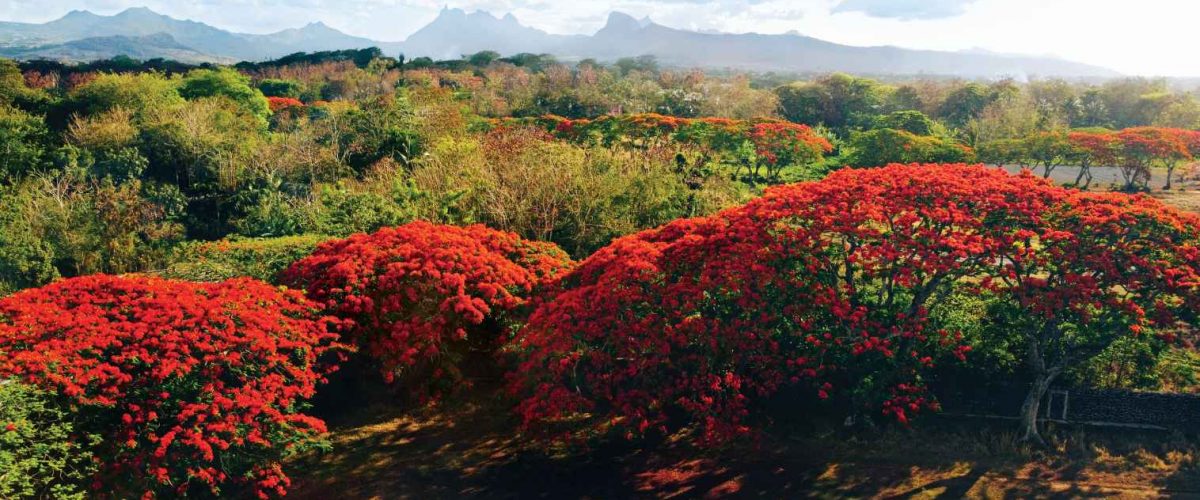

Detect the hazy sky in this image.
[1,0,1197,77]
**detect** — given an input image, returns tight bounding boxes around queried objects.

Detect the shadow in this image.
[283,390,1200,500]
[882,467,988,499]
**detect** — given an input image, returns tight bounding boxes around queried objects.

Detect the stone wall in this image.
[942,387,1200,430]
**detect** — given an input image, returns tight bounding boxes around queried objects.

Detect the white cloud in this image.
[832,0,979,20]
[0,0,1197,76]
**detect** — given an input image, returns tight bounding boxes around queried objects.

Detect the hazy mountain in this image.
[402,10,1115,78]
[401,8,581,60]
[559,13,1113,78]
[244,22,400,58]
[0,32,230,64]
[0,7,390,62]
[0,7,1119,78]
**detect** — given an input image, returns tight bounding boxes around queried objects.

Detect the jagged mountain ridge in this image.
[0,7,1118,78]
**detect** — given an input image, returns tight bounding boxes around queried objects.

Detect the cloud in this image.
[832,0,979,20]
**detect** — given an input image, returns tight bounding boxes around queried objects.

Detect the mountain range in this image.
[0,7,1118,78]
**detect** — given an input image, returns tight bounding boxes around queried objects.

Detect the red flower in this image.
[266,96,304,113]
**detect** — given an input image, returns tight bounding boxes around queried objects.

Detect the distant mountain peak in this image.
[115,6,162,18]
[299,20,338,32]
[602,12,645,32]
[435,7,467,20]
[60,9,100,20]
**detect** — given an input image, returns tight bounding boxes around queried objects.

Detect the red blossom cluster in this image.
[281,221,574,395]
[266,96,305,113]
[748,120,834,167]
[506,163,1200,442]
[0,275,343,498]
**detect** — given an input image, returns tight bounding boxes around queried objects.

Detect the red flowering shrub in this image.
[281,221,573,395]
[0,275,342,498]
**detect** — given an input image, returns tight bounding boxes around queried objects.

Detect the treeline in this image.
[4,48,1200,295]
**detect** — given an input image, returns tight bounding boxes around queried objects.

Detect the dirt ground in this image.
[285,387,1200,500]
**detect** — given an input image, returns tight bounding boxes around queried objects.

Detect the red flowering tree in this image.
[0,275,342,498]
[507,164,1045,442]
[994,190,1200,443]
[507,164,1200,445]
[747,120,833,181]
[1116,127,1191,191]
[281,222,573,396]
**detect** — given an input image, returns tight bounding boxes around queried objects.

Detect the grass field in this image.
[286,385,1200,499]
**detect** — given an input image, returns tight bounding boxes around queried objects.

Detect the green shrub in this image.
[0,381,98,499]
[258,78,302,99]
[161,234,331,283]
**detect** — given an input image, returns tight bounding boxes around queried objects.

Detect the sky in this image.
[1,0,1197,77]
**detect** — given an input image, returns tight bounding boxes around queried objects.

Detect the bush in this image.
[161,234,332,283]
[0,104,49,182]
[0,185,58,295]
[845,128,974,167]
[0,381,98,499]
[0,275,343,498]
[258,79,302,99]
[180,68,271,125]
[282,222,573,396]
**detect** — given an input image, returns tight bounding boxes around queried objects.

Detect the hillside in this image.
[0,7,1118,78]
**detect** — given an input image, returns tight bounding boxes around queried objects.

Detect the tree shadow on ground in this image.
[286,388,1200,499]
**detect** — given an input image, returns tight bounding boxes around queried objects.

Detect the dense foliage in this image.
[0,275,342,497]
[0,381,97,499]
[161,234,332,282]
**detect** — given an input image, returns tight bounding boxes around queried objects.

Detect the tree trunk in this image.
[1019,368,1060,446]
[1074,164,1093,189]
[1165,166,1174,191]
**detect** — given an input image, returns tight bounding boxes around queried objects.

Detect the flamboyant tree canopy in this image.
[507,164,1200,442]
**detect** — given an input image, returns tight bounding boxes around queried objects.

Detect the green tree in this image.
[257,78,302,99]
[69,72,184,120]
[875,110,935,135]
[467,50,502,67]
[0,105,49,182]
[179,68,271,126]
[938,82,994,129]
